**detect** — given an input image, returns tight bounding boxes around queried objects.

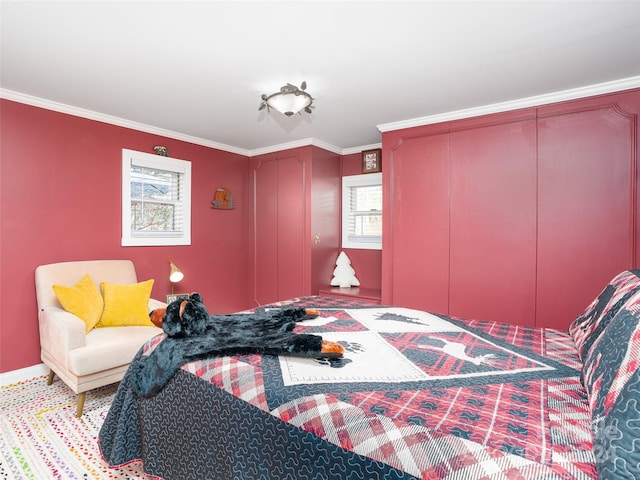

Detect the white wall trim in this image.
[0,88,252,157]
[4,76,639,157]
[342,143,382,156]
[0,363,48,386]
[248,138,379,157]
[249,137,332,156]
[0,88,348,157]
[377,76,640,133]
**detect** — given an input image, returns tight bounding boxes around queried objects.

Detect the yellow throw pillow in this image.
[52,274,104,333]
[97,279,155,327]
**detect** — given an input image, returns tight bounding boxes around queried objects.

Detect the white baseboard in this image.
[0,363,48,386]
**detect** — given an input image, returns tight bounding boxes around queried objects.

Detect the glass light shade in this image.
[266,91,312,116]
[169,259,184,283]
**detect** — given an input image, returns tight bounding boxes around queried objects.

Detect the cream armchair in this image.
[35,260,165,416]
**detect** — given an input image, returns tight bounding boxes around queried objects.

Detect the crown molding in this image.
[342,143,382,156]
[311,138,343,155]
[249,137,343,156]
[0,88,252,156]
[5,76,638,158]
[377,76,640,133]
[0,88,356,157]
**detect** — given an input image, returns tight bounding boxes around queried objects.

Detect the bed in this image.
[99,271,640,480]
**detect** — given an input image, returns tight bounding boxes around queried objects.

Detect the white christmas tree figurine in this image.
[330,251,360,288]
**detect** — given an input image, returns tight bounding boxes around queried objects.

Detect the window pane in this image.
[131,201,176,231]
[130,165,182,233]
[341,172,382,250]
[354,213,382,236]
[122,149,192,246]
[349,184,382,238]
[130,166,178,201]
[353,185,382,212]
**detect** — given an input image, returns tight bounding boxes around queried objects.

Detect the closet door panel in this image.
[536,106,635,329]
[389,134,450,314]
[276,156,306,300]
[449,120,537,325]
[254,160,279,305]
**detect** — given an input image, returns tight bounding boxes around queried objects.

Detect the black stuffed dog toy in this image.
[131,293,343,397]
[149,292,210,336]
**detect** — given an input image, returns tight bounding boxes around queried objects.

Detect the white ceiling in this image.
[2,1,640,156]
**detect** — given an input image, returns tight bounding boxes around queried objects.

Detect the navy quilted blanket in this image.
[99,296,597,479]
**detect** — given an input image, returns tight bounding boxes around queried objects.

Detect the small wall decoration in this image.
[211,187,234,209]
[362,149,382,174]
[153,145,169,157]
[330,251,361,288]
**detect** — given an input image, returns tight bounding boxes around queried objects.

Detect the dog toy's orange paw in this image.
[149,307,166,328]
[305,308,320,318]
[321,339,344,355]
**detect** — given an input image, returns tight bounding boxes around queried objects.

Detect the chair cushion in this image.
[52,274,104,333]
[68,326,161,375]
[97,279,155,327]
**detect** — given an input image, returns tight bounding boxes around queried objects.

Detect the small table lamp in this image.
[167,258,186,303]
[169,257,184,286]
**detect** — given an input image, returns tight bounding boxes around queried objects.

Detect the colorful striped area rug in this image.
[1,375,150,479]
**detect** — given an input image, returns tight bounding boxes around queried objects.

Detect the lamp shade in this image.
[267,91,312,116]
[260,82,313,117]
[169,258,184,283]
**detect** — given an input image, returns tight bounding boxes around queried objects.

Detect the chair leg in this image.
[76,392,87,418]
[47,369,55,385]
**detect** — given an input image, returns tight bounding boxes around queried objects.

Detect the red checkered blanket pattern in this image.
[144,298,597,479]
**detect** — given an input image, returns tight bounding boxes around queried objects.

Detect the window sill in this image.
[318,287,381,304]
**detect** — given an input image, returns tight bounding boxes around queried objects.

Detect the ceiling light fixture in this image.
[259,81,314,116]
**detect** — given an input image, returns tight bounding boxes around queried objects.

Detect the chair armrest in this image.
[38,306,87,365]
[148,298,167,311]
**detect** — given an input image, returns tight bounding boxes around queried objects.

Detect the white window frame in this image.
[341,172,382,250]
[121,148,192,246]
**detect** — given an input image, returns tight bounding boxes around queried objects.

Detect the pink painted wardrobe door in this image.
[254,159,279,305]
[536,105,635,329]
[275,155,306,301]
[388,133,450,314]
[449,119,537,326]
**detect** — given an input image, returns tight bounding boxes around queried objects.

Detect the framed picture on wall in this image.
[361,149,382,174]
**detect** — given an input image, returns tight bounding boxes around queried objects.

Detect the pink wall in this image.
[340,152,382,290]
[0,100,252,373]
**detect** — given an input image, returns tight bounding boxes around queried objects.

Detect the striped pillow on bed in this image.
[568,270,640,361]
[580,288,640,480]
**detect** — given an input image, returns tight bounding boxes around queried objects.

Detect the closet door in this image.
[254,159,279,305]
[388,133,450,314]
[536,105,635,329]
[253,155,306,305]
[275,156,306,301]
[449,119,537,325]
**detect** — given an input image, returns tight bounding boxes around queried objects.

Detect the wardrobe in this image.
[249,146,341,306]
[382,89,640,329]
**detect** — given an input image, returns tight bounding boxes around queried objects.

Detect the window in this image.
[121,149,191,246]
[342,173,382,249]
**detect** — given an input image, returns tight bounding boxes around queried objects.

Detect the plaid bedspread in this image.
[99,296,597,480]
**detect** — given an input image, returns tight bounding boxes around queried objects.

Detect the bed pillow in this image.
[568,270,640,361]
[52,274,104,333]
[96,279,155,328]
[581,292,640,480]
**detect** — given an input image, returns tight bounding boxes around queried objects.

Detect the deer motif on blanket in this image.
[419,338,497,366]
